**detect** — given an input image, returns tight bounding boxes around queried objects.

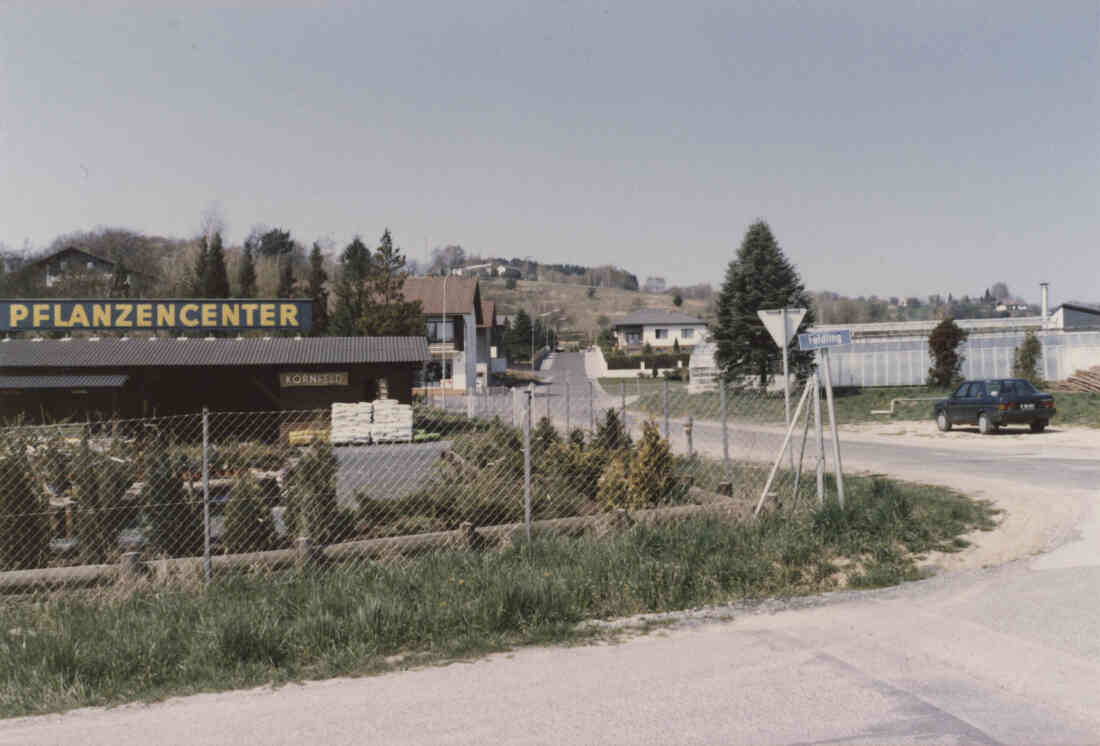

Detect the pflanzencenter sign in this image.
[1,300,313,332]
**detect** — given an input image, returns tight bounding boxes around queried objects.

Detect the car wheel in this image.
[978,413,995,435]
[936,412,952,432]
[1030,421,1047,433]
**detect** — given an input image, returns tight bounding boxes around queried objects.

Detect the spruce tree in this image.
[1013,331,1044,387]
[238,243,257,298]
[204,232,231,298]
[357,229,424,336]
[329,237,372,335]
[308,242,329,335]
[506,309,533,363]
[713,221,815,387]
[191,236,209,297]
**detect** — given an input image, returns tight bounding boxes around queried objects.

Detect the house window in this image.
[681,328,695,339]
[426,320,456,343]
[654,329,668,340]
[625,332,642,345]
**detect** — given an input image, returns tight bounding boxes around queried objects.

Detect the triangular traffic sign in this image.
[757,308,807,347]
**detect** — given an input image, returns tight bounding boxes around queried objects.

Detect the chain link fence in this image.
[0,376,839,597]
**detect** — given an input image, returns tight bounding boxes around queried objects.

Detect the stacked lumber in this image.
[331,402,374,444]
[370,399,414,443]
[1065,366,1100,393]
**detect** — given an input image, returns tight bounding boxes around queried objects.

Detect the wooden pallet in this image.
[1064,366,1100,393]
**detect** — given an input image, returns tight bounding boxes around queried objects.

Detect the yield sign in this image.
[756,308,807,348]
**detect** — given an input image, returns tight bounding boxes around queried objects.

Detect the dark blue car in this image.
[933,379,1056,434]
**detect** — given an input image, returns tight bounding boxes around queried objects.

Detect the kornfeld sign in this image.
[1,300,313,332]
[279,372,349,388]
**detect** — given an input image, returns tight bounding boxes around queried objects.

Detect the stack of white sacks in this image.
[330,402,374,445]
[370,399,414,443]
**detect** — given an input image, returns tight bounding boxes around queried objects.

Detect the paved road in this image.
[3,351,1098,744]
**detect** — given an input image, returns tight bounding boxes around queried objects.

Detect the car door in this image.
[947,383,972,422]
[968,381,989,424]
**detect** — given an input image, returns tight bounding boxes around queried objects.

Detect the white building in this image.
[612,310,705,351]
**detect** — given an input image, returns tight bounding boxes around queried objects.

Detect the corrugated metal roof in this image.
[0,374,129,389]
[612,310,705,327]
[0,337,431,368]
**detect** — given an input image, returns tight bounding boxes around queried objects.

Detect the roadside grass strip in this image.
[0,475,996,718]
[632,386,1100,427]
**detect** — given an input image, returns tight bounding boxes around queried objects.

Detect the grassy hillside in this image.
[480,278,713,340]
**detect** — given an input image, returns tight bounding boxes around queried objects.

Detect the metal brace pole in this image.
[814,371,825,506]
[720,375,729,481]
[524,383,533,540]
[754,378,813,517]
[620,380,626,426]
[821,349,845,507]
[663,377,670,440]
[202,406,211,585]
[589,380,595,432]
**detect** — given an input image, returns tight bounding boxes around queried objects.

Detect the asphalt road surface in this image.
[3,352,1098,745]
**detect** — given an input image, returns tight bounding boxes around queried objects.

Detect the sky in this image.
[2,1,1097,305]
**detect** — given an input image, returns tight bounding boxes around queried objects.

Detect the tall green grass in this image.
[0,475,995,718]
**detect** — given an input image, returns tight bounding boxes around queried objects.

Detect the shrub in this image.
[596,453,631,510]
[0,434,49,570]
[594,409,632,451]
[143,446,204,558]
[927,318,968,387]
[224,470,277,553]
[1013,331,1044,387]
[71,439,137,564]
[285,442,341,543]
[627,420,677,507]
[532,416,561,457]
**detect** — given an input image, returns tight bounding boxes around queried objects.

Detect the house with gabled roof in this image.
[611,309,706,351]
[400,276,484,392]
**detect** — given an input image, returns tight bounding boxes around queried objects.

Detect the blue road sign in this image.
[797,329,852,351]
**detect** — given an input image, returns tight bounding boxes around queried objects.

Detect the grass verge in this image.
[632,385,1100,428]
[0,475,995,718]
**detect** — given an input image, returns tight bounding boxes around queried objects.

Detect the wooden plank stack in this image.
[1064,366,1100,393]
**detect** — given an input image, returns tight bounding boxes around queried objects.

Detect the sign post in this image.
[797,329,851,507]
[757,308,807,431]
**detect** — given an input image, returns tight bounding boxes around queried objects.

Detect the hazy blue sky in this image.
[2,1,1097,304]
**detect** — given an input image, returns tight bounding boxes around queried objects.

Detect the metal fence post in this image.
[523,383,533,540]
[720,376,729,480]
[202,406,211,585]
[663,377,670,440]
[589,380,595,432]
[620,381,625,426]
[565,381,571,433]
[546,383,551,423]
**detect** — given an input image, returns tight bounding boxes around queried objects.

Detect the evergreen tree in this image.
[238,243,257,298]
[357,229,424,336]
[505,309,534,363]
[330,237,372,335]
[257,228,295,257]
[1013,331,1044,387]
[713,221,815,387]
[625,420,676,507]
[927,318,968,387]
[203,232,231,298]
[308,242,329,335]
[109,259,130,298]
[71,439,134,564]
[673,293,683,307]
[191,236,209,296]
